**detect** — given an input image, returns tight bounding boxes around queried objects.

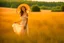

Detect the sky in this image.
[32,0,64,2]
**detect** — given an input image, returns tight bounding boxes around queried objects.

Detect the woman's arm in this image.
[24,19,28,30]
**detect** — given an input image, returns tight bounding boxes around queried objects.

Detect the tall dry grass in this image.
[0,7,64,43]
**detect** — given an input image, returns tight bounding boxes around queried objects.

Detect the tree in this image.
[61,5,64,11]
[31,5,40,12]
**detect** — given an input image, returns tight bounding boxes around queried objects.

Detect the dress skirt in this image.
[12,18,27,34]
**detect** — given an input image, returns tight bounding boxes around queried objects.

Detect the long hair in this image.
[20,6,27,16]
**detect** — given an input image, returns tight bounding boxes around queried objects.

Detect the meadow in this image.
[0,7,64,43]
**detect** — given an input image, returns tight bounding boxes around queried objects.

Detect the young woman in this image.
[20,6,28,31]
[12,6,28,34]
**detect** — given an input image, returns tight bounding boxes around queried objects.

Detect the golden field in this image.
[0,7,64,43]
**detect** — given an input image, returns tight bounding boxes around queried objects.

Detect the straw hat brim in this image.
[16,4,30,15]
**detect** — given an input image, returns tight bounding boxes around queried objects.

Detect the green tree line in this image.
[0,1,64,11]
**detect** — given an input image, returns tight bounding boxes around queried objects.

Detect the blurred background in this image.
[0,0,64,43]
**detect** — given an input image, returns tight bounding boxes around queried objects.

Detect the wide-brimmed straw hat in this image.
[16,4,30,15]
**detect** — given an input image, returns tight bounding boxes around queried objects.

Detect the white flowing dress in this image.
[12,14,28,34]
